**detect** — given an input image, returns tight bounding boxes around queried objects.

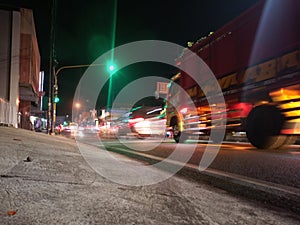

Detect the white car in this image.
[129,106,166,138]
[132,117,166,137]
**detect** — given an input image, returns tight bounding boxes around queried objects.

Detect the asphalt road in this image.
[76,134,300,213]
[79,135,300,188]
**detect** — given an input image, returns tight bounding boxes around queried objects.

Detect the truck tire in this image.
[173,124,187,143]
[246,105,286,149]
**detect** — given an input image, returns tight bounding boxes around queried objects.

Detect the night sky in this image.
[0,0,260,115]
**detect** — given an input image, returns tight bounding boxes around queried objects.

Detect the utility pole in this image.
[47,0,56,134]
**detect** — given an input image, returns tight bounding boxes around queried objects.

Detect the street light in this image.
[74,102,81,109]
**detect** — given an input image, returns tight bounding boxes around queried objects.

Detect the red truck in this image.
[166,0,300,149]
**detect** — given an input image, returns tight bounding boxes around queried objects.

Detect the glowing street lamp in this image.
[74,102,81,123]
[75,102,81,109]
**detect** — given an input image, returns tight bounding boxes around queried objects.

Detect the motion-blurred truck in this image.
[166,0,300,149]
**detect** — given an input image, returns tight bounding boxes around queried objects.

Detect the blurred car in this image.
[128,106,166,138]
[61,122,79,137]
[113,112,132,137]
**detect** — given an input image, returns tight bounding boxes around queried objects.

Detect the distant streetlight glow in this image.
[75,102,81,109]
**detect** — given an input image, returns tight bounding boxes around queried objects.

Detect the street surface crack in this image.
[0,174,89,185]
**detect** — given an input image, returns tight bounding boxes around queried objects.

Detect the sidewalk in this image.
[0,127,167,224]
[0,127,153,224]
[1,127,300,225]
[0,127,102,224]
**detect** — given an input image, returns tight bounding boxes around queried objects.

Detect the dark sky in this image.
[0,0,260,115]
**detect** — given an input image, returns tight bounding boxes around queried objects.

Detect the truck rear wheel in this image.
[246,105,286,149]
[173,124,187,143]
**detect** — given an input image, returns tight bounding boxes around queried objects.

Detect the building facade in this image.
[0,7,43,129]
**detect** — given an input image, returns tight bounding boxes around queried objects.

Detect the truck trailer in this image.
[166,0,300,149]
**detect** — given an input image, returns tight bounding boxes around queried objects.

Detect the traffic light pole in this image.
[47,0,56,134]
[52,63,106,130]
[52,69,58,133]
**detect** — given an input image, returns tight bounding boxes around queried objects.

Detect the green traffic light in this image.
[106,61,117,74]
[54,97,60,103]
[109,65,115,71]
